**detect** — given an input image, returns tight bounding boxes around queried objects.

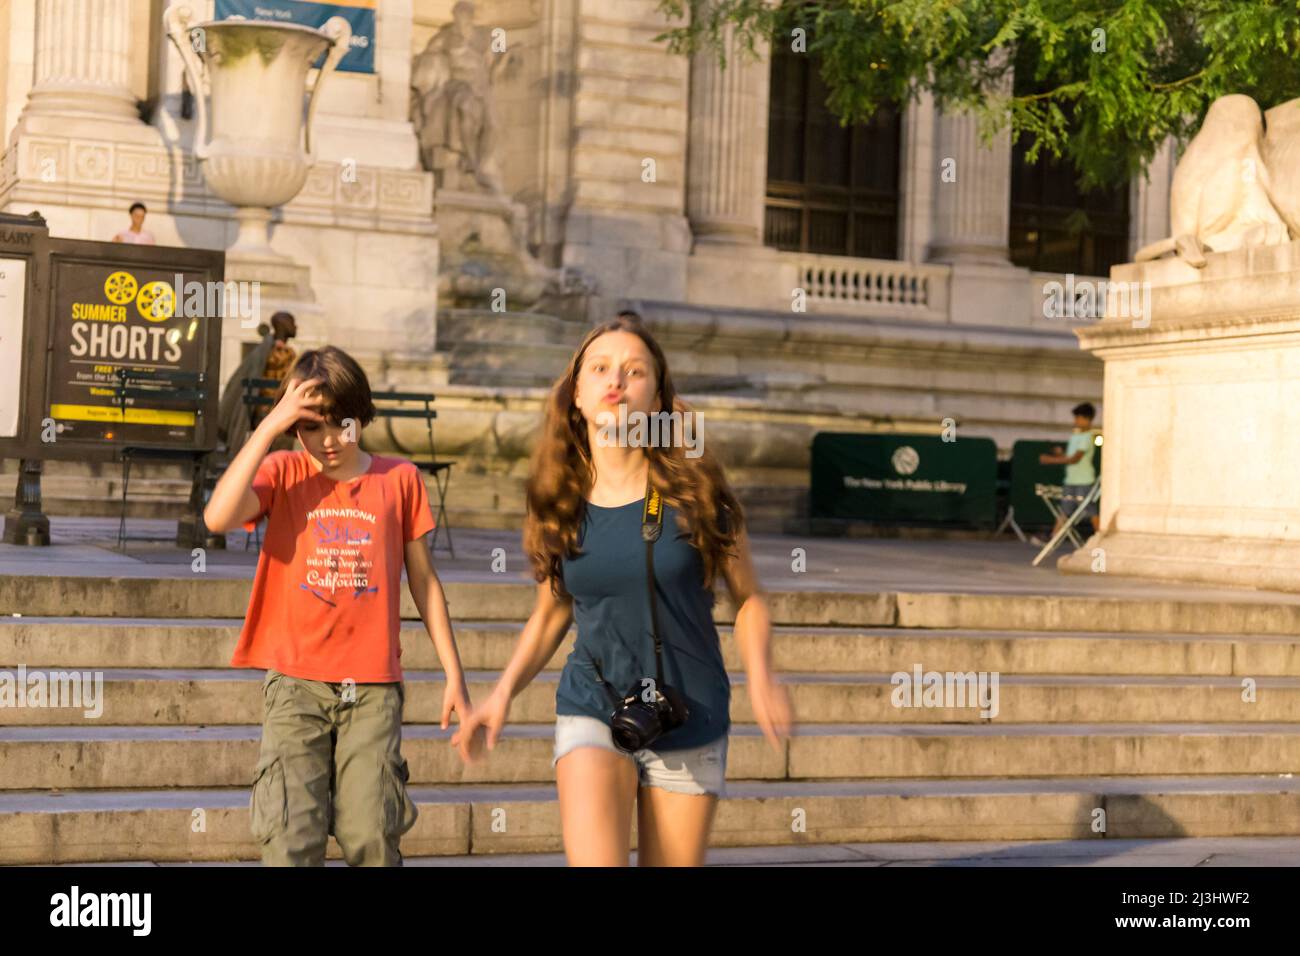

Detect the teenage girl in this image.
[455,316,792,865]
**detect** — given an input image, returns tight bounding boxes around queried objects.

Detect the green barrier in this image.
[1009,441,1065,528]
[810,433,998,527]
[1009,438,1103,529]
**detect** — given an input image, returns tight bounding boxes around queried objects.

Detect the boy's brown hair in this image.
[275,346,376,428]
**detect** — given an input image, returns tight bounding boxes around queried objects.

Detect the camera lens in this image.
[610,700,660,752]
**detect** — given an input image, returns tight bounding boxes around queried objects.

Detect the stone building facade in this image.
[0,0,1175,528]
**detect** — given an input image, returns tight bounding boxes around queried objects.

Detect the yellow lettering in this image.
[70,302,126,322]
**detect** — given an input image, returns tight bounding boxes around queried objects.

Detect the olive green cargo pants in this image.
[250,669,419,866]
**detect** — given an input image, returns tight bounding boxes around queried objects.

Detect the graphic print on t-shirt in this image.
[301,505,379,606]
[231,451,436,683]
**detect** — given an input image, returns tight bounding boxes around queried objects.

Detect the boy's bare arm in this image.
[204,426,275,533]
[204,377,323,533]
[404,535,467,694]
[1038,445,1086,466]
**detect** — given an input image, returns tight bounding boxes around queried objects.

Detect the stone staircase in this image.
[433,308,583,389]
[2,577,1299,863]
[0,299,1098,537]
[0,458,808,536]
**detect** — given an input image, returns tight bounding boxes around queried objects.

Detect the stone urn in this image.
[164,5,351,269]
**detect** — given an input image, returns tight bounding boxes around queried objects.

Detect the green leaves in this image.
[655,0,1300,191]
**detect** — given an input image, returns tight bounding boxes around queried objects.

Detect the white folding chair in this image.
[1031,479,1101,566]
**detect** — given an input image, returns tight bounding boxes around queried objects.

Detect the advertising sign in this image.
[0,235,224,465]
[46,260,206,446]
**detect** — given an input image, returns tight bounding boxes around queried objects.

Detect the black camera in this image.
[609,678,689,753]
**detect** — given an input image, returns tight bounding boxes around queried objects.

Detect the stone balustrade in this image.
[791,253,951,320]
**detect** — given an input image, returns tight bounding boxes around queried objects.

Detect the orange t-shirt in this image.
[230,450,436,682]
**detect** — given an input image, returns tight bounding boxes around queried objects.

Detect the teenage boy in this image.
[205,346,479,866]
[1039,401,1102,537]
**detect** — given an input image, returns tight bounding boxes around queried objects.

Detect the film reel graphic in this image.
[137,280,176,321]
[103,271,138,305]
[101,271,176,321]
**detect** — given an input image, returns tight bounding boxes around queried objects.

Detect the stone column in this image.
[685,23,770,245]
[927,105,1014,265]
[1129,137,1175,258]
[898,91,937,264]
[21,0,137,123]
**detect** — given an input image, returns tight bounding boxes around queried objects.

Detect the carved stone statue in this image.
[409,2,588,310]
[411,0,513,195]
[1137,94,1295,267]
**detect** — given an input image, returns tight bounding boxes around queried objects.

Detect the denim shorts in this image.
[1061,482,1099,519]
[552,714,728,797]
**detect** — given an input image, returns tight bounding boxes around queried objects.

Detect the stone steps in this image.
[5,723,1299,791]
[11,577,1300,632]
[4,667,1299,726]
[5,578,1300,863]
[438,341,575,389]
[433,309,582,390]
[0,466,525,521]
[67,837,1300,868]
[8,619,1298,675]
[5,775,1299,864]
[436,309,582,347]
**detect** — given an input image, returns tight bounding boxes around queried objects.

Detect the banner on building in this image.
[811,432,999,526]
[215,0,376,74]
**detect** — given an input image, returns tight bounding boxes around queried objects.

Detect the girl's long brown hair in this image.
[523,317,744,598]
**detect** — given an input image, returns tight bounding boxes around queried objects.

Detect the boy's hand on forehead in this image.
[259,376,327,438]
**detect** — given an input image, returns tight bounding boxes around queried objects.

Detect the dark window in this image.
[1009,149,1130,275]
[1008,71,1130,275]
[765,48,901,258]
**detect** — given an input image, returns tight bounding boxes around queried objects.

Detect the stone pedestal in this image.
[435,188,558,310]
[1058,240,1300,591]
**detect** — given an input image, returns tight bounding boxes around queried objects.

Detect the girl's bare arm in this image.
[495,581,575,700]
